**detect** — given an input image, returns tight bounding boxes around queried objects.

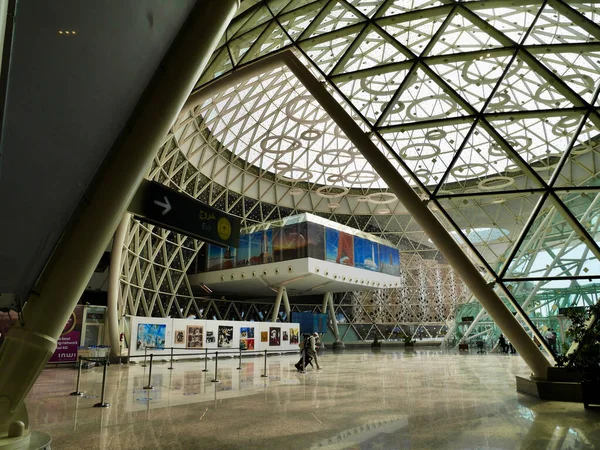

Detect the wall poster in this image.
[186,325,203,348]
[261,331,268,342]
[290,327,299,345]
[282,330,288,341]
[218,325,234,348]
[239,326,255,350]
[206,330,216,344]
[49,305,84,363]
[136,323,166,350]
[174,329,185,345]
[269,327,281,346]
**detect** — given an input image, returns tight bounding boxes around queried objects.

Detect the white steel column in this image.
[282,287,291,322]
[107,213,130,357]
[271,286,285,322]
[327,293,341,342]
[0,0,239,444]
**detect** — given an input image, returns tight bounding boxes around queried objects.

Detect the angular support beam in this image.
[0,0,239,442]
[280,51,551,378]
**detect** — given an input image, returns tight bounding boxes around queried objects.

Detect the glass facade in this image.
[119,0,600,349]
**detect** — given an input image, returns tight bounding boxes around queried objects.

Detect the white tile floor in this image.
[26,348,600,449]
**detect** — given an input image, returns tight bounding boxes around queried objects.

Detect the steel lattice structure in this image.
[119,0,600,346]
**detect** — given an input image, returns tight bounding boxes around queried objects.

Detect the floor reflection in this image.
[26,349,600,449]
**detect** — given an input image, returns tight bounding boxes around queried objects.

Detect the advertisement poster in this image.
[207,245,236,271]
[261,331,268,342]
[49,305,83,363]
[249,229,273,265]
[239,327,255,350]
[379,245,401,276]
[307,222,325,260]
[269,327,281,346]
[186,325,203,348]
[218,325,234,348]
[354,236,379,271]
[282,330,288,341]
[273,222,308,262]
[236,234,251,267]
[290,327,299,345]
[136,323,166,350]
[326,228,354,266]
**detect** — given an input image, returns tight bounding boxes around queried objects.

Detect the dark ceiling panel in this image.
[0,0,196,299]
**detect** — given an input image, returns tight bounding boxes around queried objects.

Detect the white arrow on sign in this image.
[154,196,172,215]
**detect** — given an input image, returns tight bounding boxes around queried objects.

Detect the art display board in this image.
[128,316,173,358]
[127,315,300,359]
[258,322,299,352]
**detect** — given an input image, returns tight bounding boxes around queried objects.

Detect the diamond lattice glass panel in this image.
[345,0,382,18]
[428,12,506,56]
[229,23,270,65]
[299,30,361,74]
[524,4,600,46]
[382,121,473,190]
[569,2,600,27]
[380,67,470,126]
[485,56,576,112]
[198,47,233,86]
[554,117,600,188]
[233,5,275,40]
[200,65,396,189]
[305,0,365,38]
[428,52,513,112]
[266,0,295,17]
[240,22,293,65]
[334,25,410,74]
[376,0,444,17]
[279,0,327,41]
[438,123,544,195]
[490,113,586,185]
[532,50,600,105]
[333,66,410,124]
[378,14,445,55]
[438,193,543,269]
[467,4,539,43]
[505,197,600,278]
[557,191,600,267]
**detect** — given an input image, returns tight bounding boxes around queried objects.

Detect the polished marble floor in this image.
[26,349,600,449]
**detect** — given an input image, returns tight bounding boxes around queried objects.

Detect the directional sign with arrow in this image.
[128,180,240,248]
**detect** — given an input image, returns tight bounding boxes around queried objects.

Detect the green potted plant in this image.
[403,335,414,347]
[555,303,600,409]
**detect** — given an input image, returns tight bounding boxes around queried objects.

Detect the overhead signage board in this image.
[461,316,474,323]
[129,180,240,248]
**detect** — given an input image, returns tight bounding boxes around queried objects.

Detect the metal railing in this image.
[69,347,295,409]
[70,356,110,408]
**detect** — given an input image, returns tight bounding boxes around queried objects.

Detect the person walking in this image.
[545,328,557,353]
[498,334,508,353]
[307,332,322,370]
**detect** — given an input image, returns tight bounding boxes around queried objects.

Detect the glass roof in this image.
[188,0,600,343]
[196,0,600,196]
[119,0,600,348]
